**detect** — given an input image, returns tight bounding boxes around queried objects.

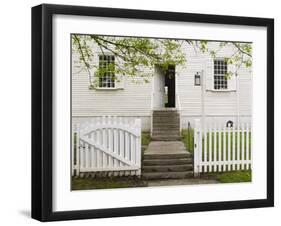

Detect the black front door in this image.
[165,65,176,108]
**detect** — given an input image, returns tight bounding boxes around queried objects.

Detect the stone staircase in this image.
[151,109,181,141]
[142,141,193,180]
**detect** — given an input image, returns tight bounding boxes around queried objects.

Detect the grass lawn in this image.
[72,176,148,190]
[217,170,252,183]
[201,170,252,183]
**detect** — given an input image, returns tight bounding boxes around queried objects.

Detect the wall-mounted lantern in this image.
[194,72,201,86]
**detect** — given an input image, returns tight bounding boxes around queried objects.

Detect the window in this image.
[214,59,228,90]
[98,55,115,88]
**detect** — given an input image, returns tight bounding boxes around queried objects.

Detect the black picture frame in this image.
[31,4,274,222]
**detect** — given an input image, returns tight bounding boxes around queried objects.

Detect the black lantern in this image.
[194,72,201,86]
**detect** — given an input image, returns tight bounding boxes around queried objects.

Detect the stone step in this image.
[153,115,179,119]
[143,158,192,166]
[153,130,180,134]
[153,122,180,126]
[143,164,193,172]
[153,109,178,112]
[151,135,182,141]
[153,113,179,117]
[152,134,181,139]
[153,124,180,128]
[153,126,180,130]
[142,171,194,180]
[153,116,180,123]
[153,121,180,126]
[153,128,180,132]
[153,109,177,113]
[151,132,181,136]
[144,153,192,160]
[152,130,180,136]
[153,132,180,135]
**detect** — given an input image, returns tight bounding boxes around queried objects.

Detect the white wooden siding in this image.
[72,72,152,116]
[72,42,153,117]
[72,41,252,127]
[177,42,252,118]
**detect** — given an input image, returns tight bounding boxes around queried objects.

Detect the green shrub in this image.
[182,128,194,153]
[141,132,151,146]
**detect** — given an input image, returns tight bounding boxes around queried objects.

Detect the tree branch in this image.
[92,36,162,61]
[230,42,252,57]
[72,34,90,69]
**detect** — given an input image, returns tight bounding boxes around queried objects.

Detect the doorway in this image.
[165,65,176,108]
[153,65,176,109]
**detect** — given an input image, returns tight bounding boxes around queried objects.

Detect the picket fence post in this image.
[72,124,75,176]
[194,119,201,177]
[76,124,80,176]
[135,118,142,177]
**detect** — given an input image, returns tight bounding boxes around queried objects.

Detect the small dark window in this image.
[214,59,228,90]
[98,55,115,88]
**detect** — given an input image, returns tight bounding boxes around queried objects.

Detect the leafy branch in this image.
[72,34,252,87]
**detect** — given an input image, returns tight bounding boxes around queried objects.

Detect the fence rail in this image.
[72,116,142,177]
[194,119,252,175]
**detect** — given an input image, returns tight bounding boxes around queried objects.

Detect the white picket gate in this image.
[72,116,142,177]
[194,119,252,175]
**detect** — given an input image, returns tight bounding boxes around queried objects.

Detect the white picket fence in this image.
[72,116,142,177]
[194,119,252,175]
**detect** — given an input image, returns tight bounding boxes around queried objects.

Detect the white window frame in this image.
[213,58,228,90]
[97,54,116,88]
[94,53,125,90]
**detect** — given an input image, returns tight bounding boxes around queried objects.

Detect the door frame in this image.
[151,64,177,110]
[152,65,166,109]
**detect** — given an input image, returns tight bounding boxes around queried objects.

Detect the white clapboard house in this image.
[72,41,252,140]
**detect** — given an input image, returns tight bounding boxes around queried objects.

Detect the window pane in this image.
[98,55,115,88]
[214,59,228,90]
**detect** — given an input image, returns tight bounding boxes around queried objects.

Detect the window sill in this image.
[91,87,124,91]
[206,89,236,92]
